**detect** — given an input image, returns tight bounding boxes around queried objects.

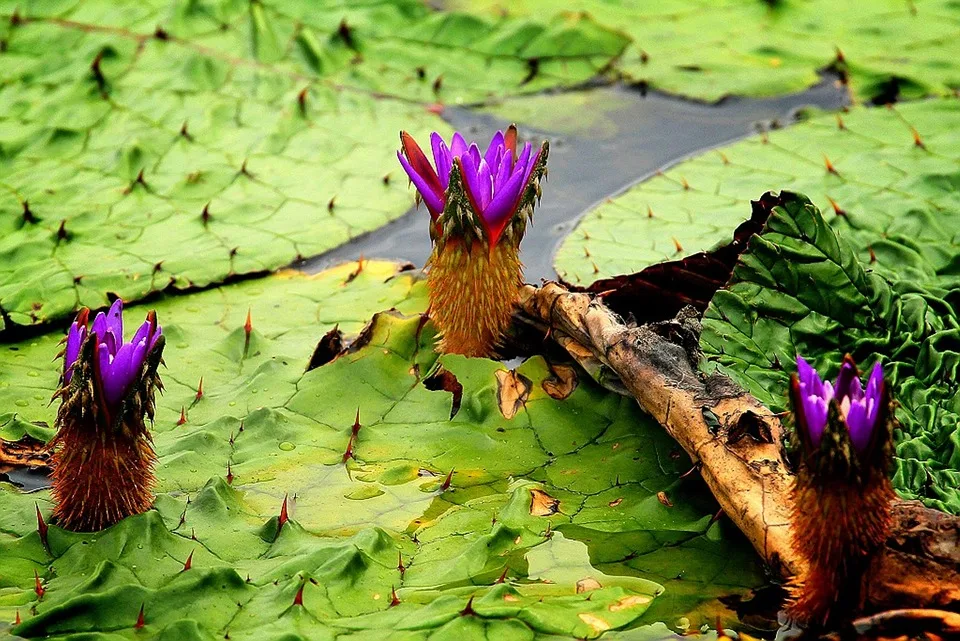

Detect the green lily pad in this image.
[555,97,960,286]
[0,259,764,638]
[0,0,629,332]
[701,192,960,514]
[447,0,960,103]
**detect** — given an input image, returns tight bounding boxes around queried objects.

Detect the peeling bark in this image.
[517,282,960,614]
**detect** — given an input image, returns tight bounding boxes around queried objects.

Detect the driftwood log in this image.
[518,282,960,615]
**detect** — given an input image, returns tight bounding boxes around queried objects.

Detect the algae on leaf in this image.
[701,192,960,514]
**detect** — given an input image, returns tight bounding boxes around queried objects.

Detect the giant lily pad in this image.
[447,0,960,103]
[701,192,960,514]
[555,97,960,286]
[0,0,629,331]
[0,259,764,638]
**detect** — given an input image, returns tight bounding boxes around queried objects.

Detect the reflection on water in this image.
[301,80,847,281]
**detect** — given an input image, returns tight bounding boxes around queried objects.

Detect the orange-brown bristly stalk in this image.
[428,237,522,357]
[787,465,895,626]
[785,357,895,629]
[51,312,164,531]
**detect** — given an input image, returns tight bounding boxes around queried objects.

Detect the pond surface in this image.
[303,80,847,282]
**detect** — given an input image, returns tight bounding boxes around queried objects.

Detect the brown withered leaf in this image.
[0,435,50,467]
[305,325,345,371]
[657,491,673,507]
[529,488,560,516]
[423,367,463,419]
[576,577,603,593]
[542,363,578,400]
[571,191,779,325]
[495,369,532,419]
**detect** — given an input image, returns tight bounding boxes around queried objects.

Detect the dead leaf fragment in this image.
[0,435,50,467]
[578,613,611,633]
[657,491,673,507]
[495,369,531,419]
[576,577,602,593]
[423,367,463,419]
[542,363,578,400]
[608,595,652,611]
[608,498,623,507]
[530,488,559,517]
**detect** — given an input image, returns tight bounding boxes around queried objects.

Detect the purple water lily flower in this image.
[793,355,884,452]
[397,126,541,245]
[63,300,163,409]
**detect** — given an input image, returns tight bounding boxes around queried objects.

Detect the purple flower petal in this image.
[467,143,481,168]
[802,394,830,447]
[845,399,872,452]
[481,169,526,235]
[91,312,107,345]
[105,299,124,348]
[477,158,493,211]
[864,362,883,428]
[398,151,445,216]
[64,321,86,383]
[833,359,859,402]
[458,152,484,213]
[450,133,467,158]
[484,131,504,169]
[795,356,831,446]
[431,133,453,190]
[518,143,537,187]
[151,324,163,349]
[101,342,137,408]
[494,150,512,192]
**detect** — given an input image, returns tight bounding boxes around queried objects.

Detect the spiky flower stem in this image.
[428,238,522,357]
[787,467,895,627]
[51,319,164,532]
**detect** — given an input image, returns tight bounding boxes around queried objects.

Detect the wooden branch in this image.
[518,282,960,613]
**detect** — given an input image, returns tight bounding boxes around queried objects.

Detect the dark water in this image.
[301,81,847,281]
[0,466,51,491]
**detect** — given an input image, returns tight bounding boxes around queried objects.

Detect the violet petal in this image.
[431,133,453,190]
[64,322,86,383]
[484,131,504,168]
[397,151,445,215]
[845,399,872,452]
[450,133,467,158]
[458,152,484,213]
[482,169,526,229]
[105,299,124,347]
[477,158,493,211]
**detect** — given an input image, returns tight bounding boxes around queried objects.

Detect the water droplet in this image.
[33,394,44,401]
[14,400,28,407]
[27,371,38,377]
[279,442,295,452]
[228,401,237,407]
[177,342,189,349]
